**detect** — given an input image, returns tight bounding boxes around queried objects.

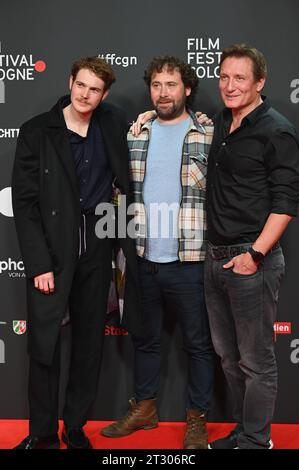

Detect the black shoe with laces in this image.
[208,426,274,449]
[208,428,239,449]
[62,427,92,449]
[14,434,60,449]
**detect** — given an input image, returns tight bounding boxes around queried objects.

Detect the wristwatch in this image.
[248,246,265,263]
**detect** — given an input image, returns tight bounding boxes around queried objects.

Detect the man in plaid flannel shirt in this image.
[101,56,215,449]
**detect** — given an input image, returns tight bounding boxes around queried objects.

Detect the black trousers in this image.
[28,215,112,437]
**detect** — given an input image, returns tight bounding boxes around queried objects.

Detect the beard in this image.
[154,98,186,121]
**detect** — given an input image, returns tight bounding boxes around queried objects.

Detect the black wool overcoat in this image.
[12,97,141,365]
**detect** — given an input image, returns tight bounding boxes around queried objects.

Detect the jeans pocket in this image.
[229,267,261,278]
[264,249,285,271]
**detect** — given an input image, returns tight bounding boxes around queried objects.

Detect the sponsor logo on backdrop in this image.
[0,41,46,104]
[0,339,4,364]
[0,258,25,277]
[187,37,221,79]
[290,79,299,104]
[0,321,7,364]
[0,128,19,139]
[0,187,13,217]
[105,325,128,336]
[274,321,291,341]
[12,320,26,335]
[98,53,137,67]
[0,79,4,104]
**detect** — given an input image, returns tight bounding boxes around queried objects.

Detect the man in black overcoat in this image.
[12,57,140,449]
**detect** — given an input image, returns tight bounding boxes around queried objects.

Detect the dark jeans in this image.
[204,243,285,449]
[133,257,214,412]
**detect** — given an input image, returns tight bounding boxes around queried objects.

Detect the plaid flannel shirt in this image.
[127,112,214,261]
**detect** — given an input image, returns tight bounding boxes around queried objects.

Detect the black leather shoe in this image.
[62,427,91,449]
[14,434,60,449]
[208,424,244,449]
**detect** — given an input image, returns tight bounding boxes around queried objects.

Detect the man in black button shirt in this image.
[12,57,141,449]
[205,44,299,449]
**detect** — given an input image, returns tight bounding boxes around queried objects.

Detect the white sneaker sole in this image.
[208,439,274,449]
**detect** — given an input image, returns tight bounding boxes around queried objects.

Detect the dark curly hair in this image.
[220,44,267,81]
[71,56,116,91]
[143,55,198,105]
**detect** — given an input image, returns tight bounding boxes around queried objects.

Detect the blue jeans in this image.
[133,257,215,412]
[204,243,285,448]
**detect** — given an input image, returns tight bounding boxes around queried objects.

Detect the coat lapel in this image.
[46,98,80,202]
[96,105,129,193]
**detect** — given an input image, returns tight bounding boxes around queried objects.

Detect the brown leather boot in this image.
[100,398,158,437]
[184,409,208,449]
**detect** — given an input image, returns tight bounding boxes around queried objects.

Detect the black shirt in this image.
[207,97,299,245]
[67,114,112,213]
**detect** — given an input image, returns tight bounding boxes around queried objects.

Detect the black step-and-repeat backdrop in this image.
[0,0,299,423]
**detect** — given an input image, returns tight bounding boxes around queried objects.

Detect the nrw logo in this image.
[0,258,25,277]
[290,339,299,364]
[0,187,13,217]
[290,79,299,104]
[105,325,128,336]
[0,321,7,364]
[13,320,26,335]
[0,41,46,104]
[274,321,291,341]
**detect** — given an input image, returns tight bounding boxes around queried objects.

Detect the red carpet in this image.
[0,420,299,449]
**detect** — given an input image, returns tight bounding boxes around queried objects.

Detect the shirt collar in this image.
[223,95,271,127]
[140,109,207,134]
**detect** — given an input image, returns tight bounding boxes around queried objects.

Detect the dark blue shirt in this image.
[67,115,113,213]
